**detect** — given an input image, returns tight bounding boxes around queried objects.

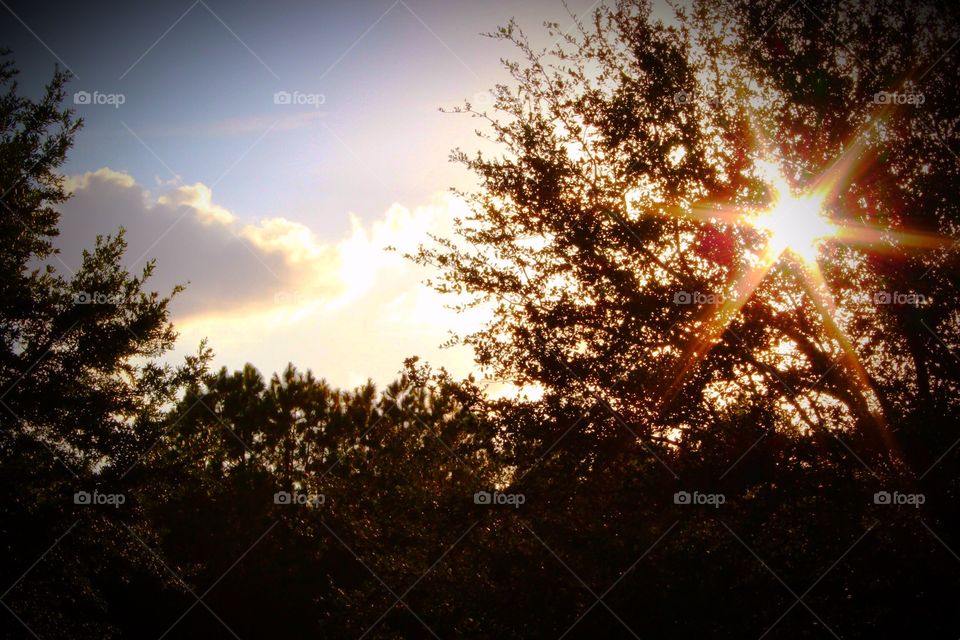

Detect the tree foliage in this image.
[0,51,204,638]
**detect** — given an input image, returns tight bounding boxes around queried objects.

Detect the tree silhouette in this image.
[412,0,960,636]
[420,0,960,465]
[148,360,496,638]
[0,53,205,638]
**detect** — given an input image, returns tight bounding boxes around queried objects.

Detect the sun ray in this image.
[659,249,780,409]
[832,223,951,251]
[648,145,953,439]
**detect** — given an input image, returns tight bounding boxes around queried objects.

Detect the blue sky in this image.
[4,0,598,232]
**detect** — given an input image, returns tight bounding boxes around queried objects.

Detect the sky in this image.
[1,0,668,389]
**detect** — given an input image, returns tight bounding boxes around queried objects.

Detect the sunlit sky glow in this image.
[4,0,672,388]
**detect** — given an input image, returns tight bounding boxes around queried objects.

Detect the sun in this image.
[751,165,838,263]
[754,190,836,262]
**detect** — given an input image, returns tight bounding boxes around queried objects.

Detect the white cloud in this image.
[157,183,236,225]
[65,167,137,192]
[57,168,485,387]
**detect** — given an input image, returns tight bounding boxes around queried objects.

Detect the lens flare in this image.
[754,192,836,262]
[751,161,837,263]
[654,149,950,445]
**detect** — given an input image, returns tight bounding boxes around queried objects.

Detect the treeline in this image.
[7,356,959,638]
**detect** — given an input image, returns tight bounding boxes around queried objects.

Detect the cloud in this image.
[55,168,484,387]
[157,183,236,225]
[57,168,330,317]
[169,194,487,387]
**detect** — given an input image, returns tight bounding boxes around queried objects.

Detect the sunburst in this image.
[750,160,837,263]
[656,141,951,437]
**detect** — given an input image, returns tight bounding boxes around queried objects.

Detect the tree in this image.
[422,0,959,461]
[0,54,204,638]
[151,360,497,638]
[414,0,960,635]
